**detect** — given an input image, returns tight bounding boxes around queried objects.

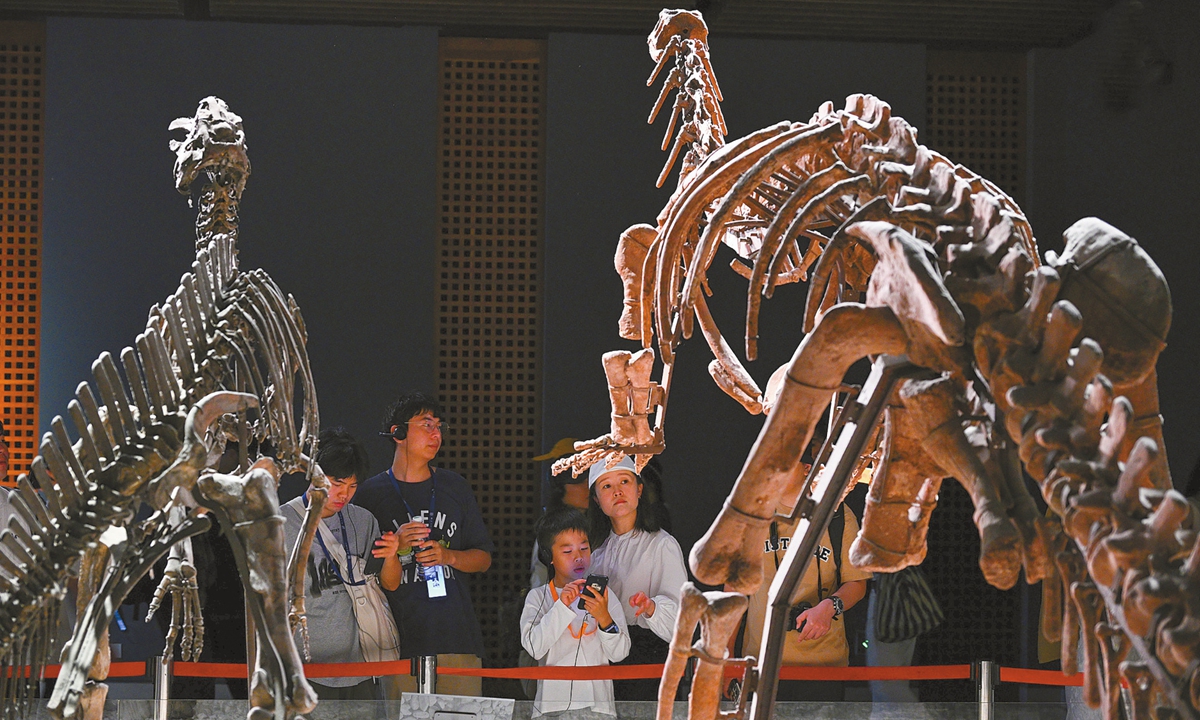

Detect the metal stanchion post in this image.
[244,592,257,717]
[417,655,437,694]
[976,660,997,720]
[152,654,173,720]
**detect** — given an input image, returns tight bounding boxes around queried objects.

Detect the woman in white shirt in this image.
[585,456,688,700]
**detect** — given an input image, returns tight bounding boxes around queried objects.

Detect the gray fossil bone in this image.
[0,97,325,720]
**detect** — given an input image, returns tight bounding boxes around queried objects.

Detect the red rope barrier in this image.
[8,662,146,680]
[439,664,666,680]
[778,664,971,681]
[175,661,975,682]
[177,662,670,680]
[304,660,416,678]
[14,660,1085,688]
[173,662,253,679]
[152,662,1089,685]
[999,667,1084,687]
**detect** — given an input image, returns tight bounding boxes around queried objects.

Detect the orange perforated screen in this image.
[434,37,546,667]
[0,22,43,488]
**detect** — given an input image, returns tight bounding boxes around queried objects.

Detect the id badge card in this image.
[425,565,447,598]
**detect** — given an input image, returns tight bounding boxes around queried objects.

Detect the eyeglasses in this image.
[408,419,448,434]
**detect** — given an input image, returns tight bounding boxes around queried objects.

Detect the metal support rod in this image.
[152,654,173,720]
[417,655,437,694]
[244,591,256,716]
[977,660,997,720]
[750,355,917,720]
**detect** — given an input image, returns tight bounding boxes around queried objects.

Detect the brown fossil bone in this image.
[1070,581,1105,708]
[1122,661,1158,720]
[900,375,1025,588]
[552,349,665,478]
[75,545,111,720]
[561,10,1193,720]
[1046,218,1171,487]
[603,348,659,448]
[999,324,1193,719]
[647,9,725,186]
[1096,622,1129,720]
[690,303,907,593]
[850,401,943,571]
[146,534,204,661]
[1040,526,1066,643]
[658,584,748,720]
[287,459,329,659]
[616,224,657,342]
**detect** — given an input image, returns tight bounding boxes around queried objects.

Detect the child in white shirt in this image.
[521,508,630,717]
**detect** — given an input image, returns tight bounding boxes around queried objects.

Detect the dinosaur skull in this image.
[647,9,709,62]
[169,96,250,196]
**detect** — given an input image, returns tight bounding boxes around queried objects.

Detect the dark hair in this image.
[587,469,663,547]
[534,507,590,570]
[638,456,673,534]
[316,427,369,483]
[546,474,587,512]
[381,391,442,441]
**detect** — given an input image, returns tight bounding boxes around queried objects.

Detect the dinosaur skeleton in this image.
[557,9,1192,720]
[0,97,328,720]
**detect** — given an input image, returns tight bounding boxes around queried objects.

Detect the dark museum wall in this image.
[41,20,925,566]
[42,19,439,458]
[38,8,1199,595]
[542,32,925,566]
[1028,0,1200,485]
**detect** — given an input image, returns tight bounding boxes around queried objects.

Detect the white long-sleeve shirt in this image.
[520,583,631,717]
[589,528,688,643]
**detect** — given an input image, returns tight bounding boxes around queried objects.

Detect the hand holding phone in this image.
[578,575,609,610]
[579,579,614,629]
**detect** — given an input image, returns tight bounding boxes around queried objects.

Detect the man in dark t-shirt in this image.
[353,392,494,696]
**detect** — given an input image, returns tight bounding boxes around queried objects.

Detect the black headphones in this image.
[537,537,554,570]
[378,424,406,442]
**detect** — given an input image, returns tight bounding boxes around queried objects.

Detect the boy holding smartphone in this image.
[521,508,629,717]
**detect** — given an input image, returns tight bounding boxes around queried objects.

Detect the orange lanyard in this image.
[548,584,596,638]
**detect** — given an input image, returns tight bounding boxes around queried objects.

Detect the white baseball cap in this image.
[587,455,639,488]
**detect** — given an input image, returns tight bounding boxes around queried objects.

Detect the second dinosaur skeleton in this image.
[558,9,1192,720]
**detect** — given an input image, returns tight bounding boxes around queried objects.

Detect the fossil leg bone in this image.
[146,512,203,661]
[897,375,1024,589]
[850,401,943,572]
[74,544,111,720]
[286,460,329,658]
[197,460,317,720]
[49,513,212,720]
[690,303,907,593]
[658,585,747,720]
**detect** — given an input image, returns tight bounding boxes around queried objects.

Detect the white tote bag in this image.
[313,517,402,664]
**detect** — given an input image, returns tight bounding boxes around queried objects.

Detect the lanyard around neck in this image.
[548,583,596,638]
[302,493,364,587]
[387,467,437,525]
